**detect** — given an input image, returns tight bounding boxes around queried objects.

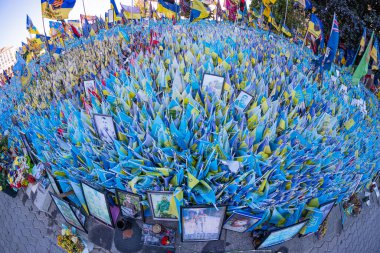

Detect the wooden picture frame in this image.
[181,205,227,242]
[147,191,177,221]
[201,73,225,99]
[116,190,144,221]
[81,181,114,227]
[50,192,87,233]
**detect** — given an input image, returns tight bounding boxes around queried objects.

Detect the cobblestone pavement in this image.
[0,189,379,253]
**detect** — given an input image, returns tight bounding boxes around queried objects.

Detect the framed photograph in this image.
[50,193,87,232]
[108,9,114,23]
[116,190,144,221]
[147,191,177,221]
[93,114,118,143]
[256,220,308,249]
[81,181,113,227]
[181,205,227,242]
[300,200,336,237]
[84,79,96,98]
[234,91,254,111]
[223,212,260,233]
[20,131,38,164]
[201,73,225,98]
[46,168,62,194]
[71,204,87,228]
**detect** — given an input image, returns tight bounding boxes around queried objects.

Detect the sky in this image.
[0,0,133,48]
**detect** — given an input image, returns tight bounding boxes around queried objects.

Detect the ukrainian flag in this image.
[41,0,76,20]
[307,14,321,38]
[121,4,142,20]
[26,15,39,34]
[190,0,210,22]
[281,24,292,37]
[157,0,180,19]
[110,0,122,21]
[370,37,378,70]
[359,28,366,55]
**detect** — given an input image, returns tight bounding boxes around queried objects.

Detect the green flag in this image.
[352,32,374,85]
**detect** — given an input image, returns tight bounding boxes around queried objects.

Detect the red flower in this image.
[161,236,170,246]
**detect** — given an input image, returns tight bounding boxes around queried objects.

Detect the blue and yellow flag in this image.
[359,28,366,55]
[370,37,378,70]
[190,0,210,22]
[281,24,292,37]
[110,0,122,21]
[157,0,180,19]
[41,0,76,20]
[26,15,39,34]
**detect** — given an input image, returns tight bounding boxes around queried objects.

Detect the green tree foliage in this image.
[249,0,306,33]
[313,0,380,49]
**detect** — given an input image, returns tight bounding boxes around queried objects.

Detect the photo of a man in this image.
[182,206,226,241]
[93,114,117,143]
[235,91,254,111]
[202,74,225,98]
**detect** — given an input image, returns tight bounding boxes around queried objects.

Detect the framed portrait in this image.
[116,190,144,221]
[300,200,336,237]
[201,73,225,98]
[234,91,254,111]
[50,193,87,232]
[93,114,118,143]
[46,168,62,195]
[84,79,96,98]
[223,212,260,233]
[81,181,114,227]
[71,204,87,228]
[108,9,114,23]
[256,220,308,249]
[147,191,177,221]
[181,205,227,242]
[20,131,38,164]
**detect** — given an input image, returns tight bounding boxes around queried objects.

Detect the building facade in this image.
[0,46,16,73]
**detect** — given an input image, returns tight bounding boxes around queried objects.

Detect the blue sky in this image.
[0,0,132,48]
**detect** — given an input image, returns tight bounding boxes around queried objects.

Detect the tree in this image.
[310,0,380,49]
[249,0,306,34]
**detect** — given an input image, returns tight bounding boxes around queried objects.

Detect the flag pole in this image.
[41,16,52,60]
[283,0,288,27]
[302,30,308,49]
[81,0,93,45]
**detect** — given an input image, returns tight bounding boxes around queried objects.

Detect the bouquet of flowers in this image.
[7,156,34,189]
[57,226,85,253]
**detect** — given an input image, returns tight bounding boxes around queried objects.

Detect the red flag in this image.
[70,24,81,38]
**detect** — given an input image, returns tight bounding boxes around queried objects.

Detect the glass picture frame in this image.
[223,211,260,233]
[234,91,254,111]
[256,220,308,249]
[46,167,62,195]
[116,190,144,221]
[81,181,114,227]
[181,205,227,242]
[50,192,87,233]
[201,73,225,99]
[147,191,177,221]
[83,79,96,98]
[93,114,118,143]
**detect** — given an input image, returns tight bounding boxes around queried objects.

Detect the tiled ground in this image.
[0,188,379,253]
